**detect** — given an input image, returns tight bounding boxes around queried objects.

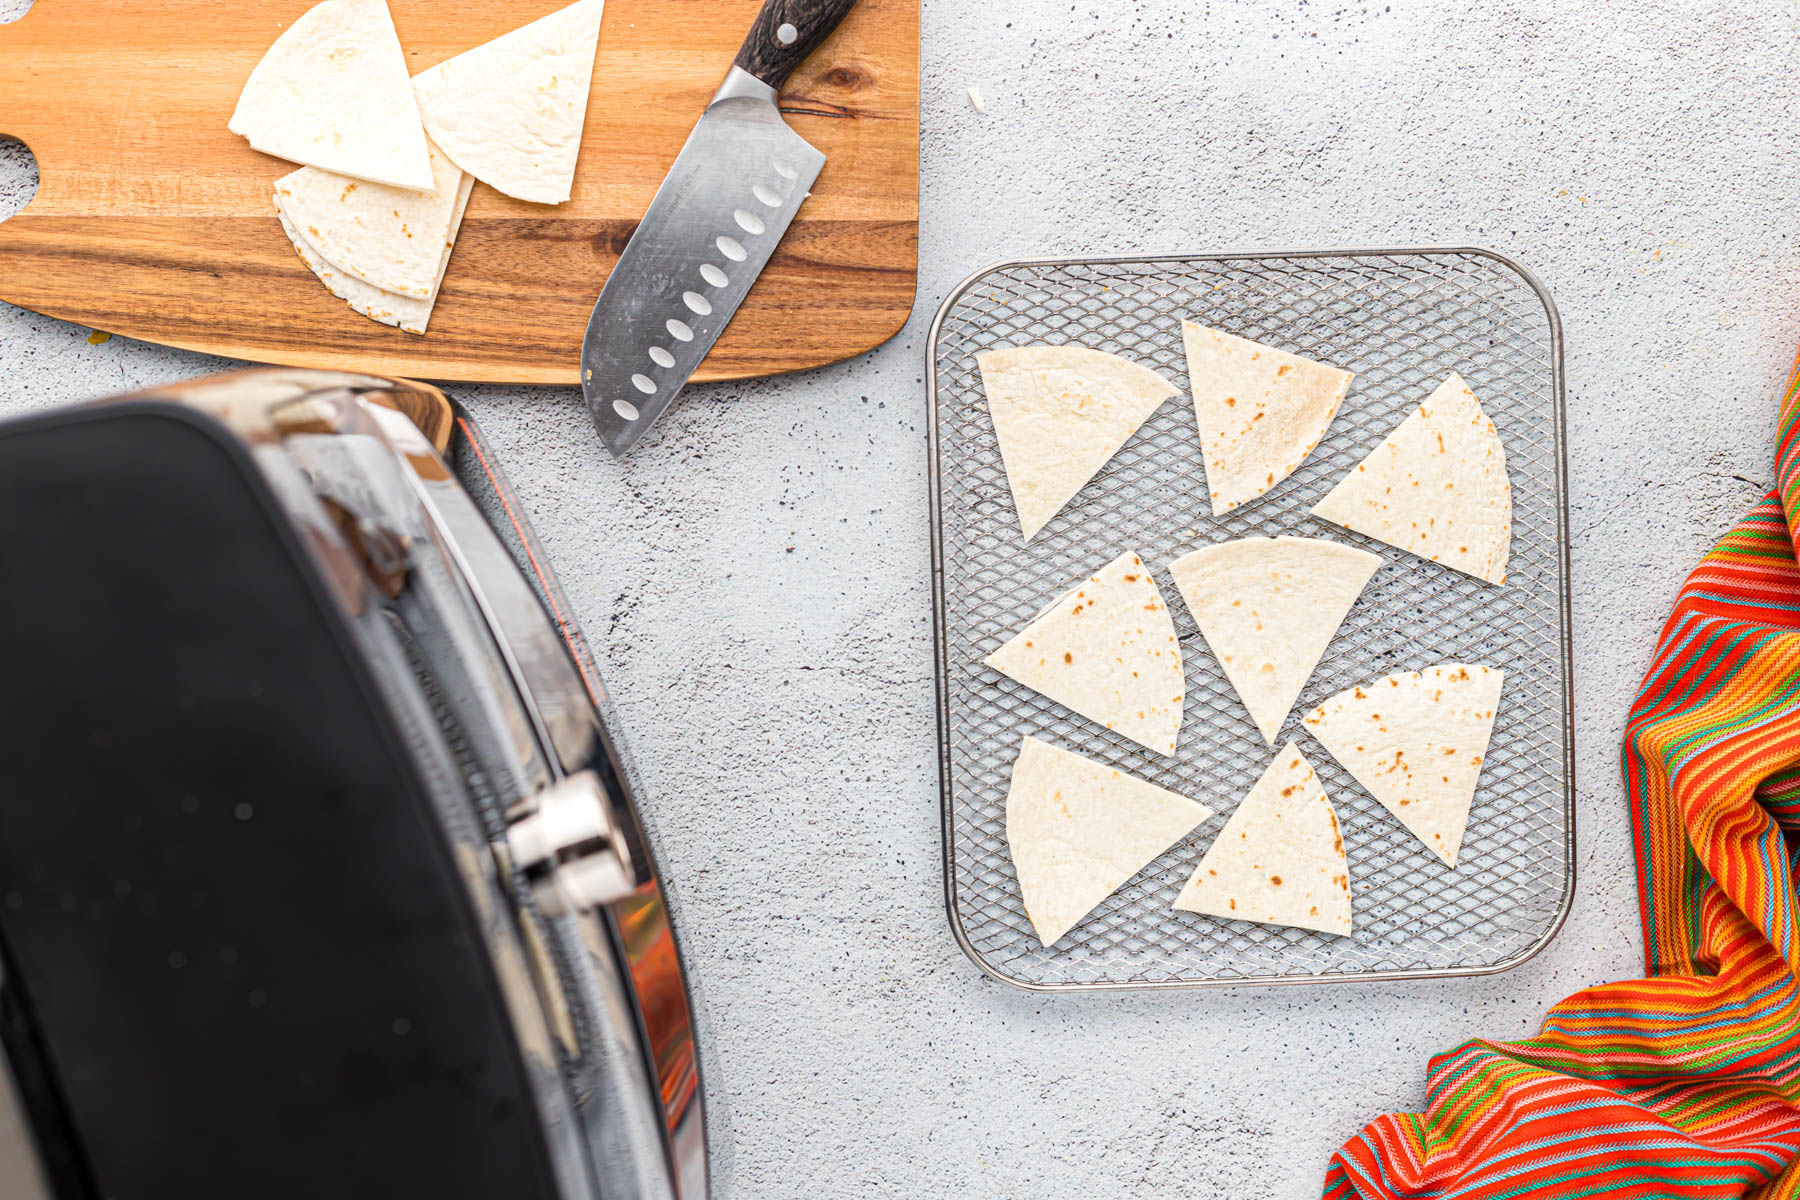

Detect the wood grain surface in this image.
[0,0,919,384]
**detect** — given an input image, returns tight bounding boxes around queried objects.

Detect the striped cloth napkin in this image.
[1327,357,1800,1197]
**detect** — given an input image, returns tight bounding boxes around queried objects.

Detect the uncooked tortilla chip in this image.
[412,0,607,204]
[229,0,434,192]
[985,551,1185,756]
[977,346,1179,542]
[276,172,473,334]
[1005,736,1213,946]
[1312,373,1512,585]
[1303,663,1504,867]
[274,137,468,299]
[1168,537,1380,745]
[1173,742,1351,936]
[1181,321,1353,514]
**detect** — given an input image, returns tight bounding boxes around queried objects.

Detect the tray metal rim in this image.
[927,244,1576,993]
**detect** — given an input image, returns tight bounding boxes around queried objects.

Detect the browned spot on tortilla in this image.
[1063,652,1073,664]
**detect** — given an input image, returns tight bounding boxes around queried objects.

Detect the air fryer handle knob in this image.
[507,772,635,915]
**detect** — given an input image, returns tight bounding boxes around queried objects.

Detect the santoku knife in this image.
[580,0,861,457]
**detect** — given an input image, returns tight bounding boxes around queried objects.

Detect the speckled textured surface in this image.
[3,0,1798,1194]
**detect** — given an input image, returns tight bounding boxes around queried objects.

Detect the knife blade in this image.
[581,0,861,457]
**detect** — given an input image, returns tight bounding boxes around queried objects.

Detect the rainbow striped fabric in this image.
[1325,357,1800,1199]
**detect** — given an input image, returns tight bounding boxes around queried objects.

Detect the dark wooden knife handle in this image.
[732,0,861,91]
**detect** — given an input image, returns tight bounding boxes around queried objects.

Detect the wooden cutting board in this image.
[0,0,918,384]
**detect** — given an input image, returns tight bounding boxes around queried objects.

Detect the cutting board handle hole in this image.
[0,0,34,23]
[0,139,39,225]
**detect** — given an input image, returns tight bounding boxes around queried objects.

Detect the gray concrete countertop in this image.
[3,1,1796,1194]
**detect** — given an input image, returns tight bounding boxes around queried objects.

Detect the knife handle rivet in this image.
[682,291,714,316]
[776,21,798,44]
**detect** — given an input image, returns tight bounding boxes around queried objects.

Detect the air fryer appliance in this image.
[0,369,705,1199]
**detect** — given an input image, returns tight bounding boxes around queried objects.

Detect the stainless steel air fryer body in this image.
[0,370,706,1199]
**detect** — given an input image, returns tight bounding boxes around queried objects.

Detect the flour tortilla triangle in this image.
[1313,373,1512,585]
[276,172,473,333]
[1303,663,1503,867]
[1168,537,1379,746]
[412,0,606,204]
[1181,321,1353,515]
[1005,737,1213,946]
[985,551,1185,756]
[977,346,1179,541]
[1173,742,1351,936]
[274,135,468,299]
[229,0,434,192]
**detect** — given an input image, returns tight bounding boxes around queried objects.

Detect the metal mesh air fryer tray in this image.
[928,248,1573,991]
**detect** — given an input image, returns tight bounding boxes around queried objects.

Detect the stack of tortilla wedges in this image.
[228,0,607,333]
[977,332,1512,948]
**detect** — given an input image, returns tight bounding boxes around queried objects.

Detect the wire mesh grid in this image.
[928,249,1573,990]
